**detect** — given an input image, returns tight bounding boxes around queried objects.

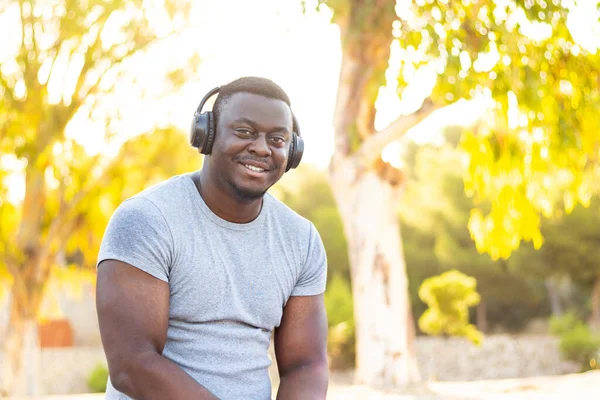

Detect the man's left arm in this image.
[274,294,329,400]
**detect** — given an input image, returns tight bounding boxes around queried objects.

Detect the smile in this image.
[243,164,266,173]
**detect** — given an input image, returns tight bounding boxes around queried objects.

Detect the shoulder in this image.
[132,173,192,208]
[106,174,193,232]
[115,173,192,219]
[264,193,314,235]
[265,195,328,295]
[263,193,325,261]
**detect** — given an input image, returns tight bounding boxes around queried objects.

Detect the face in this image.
[208,92,293,201]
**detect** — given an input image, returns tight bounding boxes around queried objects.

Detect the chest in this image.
[167,231,301,330]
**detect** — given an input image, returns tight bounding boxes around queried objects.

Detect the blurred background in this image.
[1,0,599,398]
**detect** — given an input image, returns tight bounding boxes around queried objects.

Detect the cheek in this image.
[273,147,289,168]
[214,138,242,157]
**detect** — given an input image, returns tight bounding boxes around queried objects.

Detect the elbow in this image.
[314,358,330,383]
[280,357,330,381]
[109,363,135,394]
[108,354,148,396]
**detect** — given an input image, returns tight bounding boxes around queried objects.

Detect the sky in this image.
[1,0,598,203]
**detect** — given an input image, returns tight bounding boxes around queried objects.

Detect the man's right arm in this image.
[96,259,219,400]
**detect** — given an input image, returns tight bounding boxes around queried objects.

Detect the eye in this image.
[271,137,286,145]
[236,128,253,136]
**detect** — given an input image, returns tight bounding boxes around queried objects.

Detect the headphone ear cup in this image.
[189,111,215,155]
[285,133,304,172]
[202,112,215,155]
[285,135,295,172]
[190,112,208,152]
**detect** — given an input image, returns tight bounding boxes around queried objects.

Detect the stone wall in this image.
[20,334,579,394]
[415,335,579,381]
[41,347,107,395]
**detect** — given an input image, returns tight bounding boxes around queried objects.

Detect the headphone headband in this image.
[196,86,221,114]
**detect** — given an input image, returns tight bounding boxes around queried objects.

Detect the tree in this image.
[509,199,600,325]
[311,0,600,386]
[0,0,198,395]
[400,137,549,333]
[418,270,483,345]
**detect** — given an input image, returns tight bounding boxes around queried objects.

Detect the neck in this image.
[193,169,263,224]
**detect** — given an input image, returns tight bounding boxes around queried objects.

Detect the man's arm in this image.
[96,259,219,400]
[274,294,329,400]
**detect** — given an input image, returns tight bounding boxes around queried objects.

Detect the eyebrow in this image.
[232,117,291,134]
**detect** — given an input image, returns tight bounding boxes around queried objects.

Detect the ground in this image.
[26,370,600,399]
[328,370,600,399]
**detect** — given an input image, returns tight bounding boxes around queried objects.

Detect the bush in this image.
[550,313,600,371]
[549,312,582,336]
[324,274,355,370]
[418,270,483,345]
[327,319,356,370]
[87,364,109,393]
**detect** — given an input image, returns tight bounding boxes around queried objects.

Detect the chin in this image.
[230,183,269,201]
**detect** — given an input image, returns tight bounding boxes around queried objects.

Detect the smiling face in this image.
[207,92,293,201]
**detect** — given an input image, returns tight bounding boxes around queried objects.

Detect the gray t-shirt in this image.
[97,173,327,400]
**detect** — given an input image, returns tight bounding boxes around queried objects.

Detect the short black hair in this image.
[212,77,292,129]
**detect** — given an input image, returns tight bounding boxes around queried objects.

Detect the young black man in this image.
[96,77,329,399]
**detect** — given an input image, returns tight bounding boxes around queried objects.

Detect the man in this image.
[96,77,329,399]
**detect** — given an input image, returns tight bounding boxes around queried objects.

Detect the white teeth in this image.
[244,164,265,172]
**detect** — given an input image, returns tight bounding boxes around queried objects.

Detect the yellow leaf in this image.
[564,191,576,214]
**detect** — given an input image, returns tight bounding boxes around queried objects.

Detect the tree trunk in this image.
[477,297,488,334]
[589,275,600,330]
[330,158,420,386]
[545,278,564,317]
[1,294,41,396]
[1,161,52,396]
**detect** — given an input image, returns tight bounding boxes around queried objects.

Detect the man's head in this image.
[205,77,295,202]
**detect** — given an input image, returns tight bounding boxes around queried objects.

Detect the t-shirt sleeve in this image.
[291,222,328,296]
[97,197,173,282]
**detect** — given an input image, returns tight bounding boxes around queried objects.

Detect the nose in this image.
[247,134,271,157]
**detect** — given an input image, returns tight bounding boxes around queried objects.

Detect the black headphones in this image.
[189,86,304,172]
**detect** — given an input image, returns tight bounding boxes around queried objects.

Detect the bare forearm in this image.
[111,352,219,400]
[276,361,329,400]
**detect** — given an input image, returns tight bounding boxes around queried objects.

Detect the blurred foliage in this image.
[281,145,600,362]
[509,197,600,284]
[418,270,483,345]
[550,311,583,336]
[314,0,600,261]
[309,0,600,380]
[87,364,109,393]
[508,197,600,323]
[324,275,354,327]
[550,313,600,372]
[396,0,600,261]
[0,0,198,315]
[0,0,198,392]
[400,133,549,332]
[323,275,355,370]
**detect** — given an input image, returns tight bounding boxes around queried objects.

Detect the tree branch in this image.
[17,0,30,83]
[68,34,166,117]
[18,0,41,95]
[0,72,18,109]
[3,250,21,277]
[43,151,103,250]
[27,2,39,70]
[41,145,126,256]
[355,98,442,167]
[69,10,114,106]
[43,39,64,90]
